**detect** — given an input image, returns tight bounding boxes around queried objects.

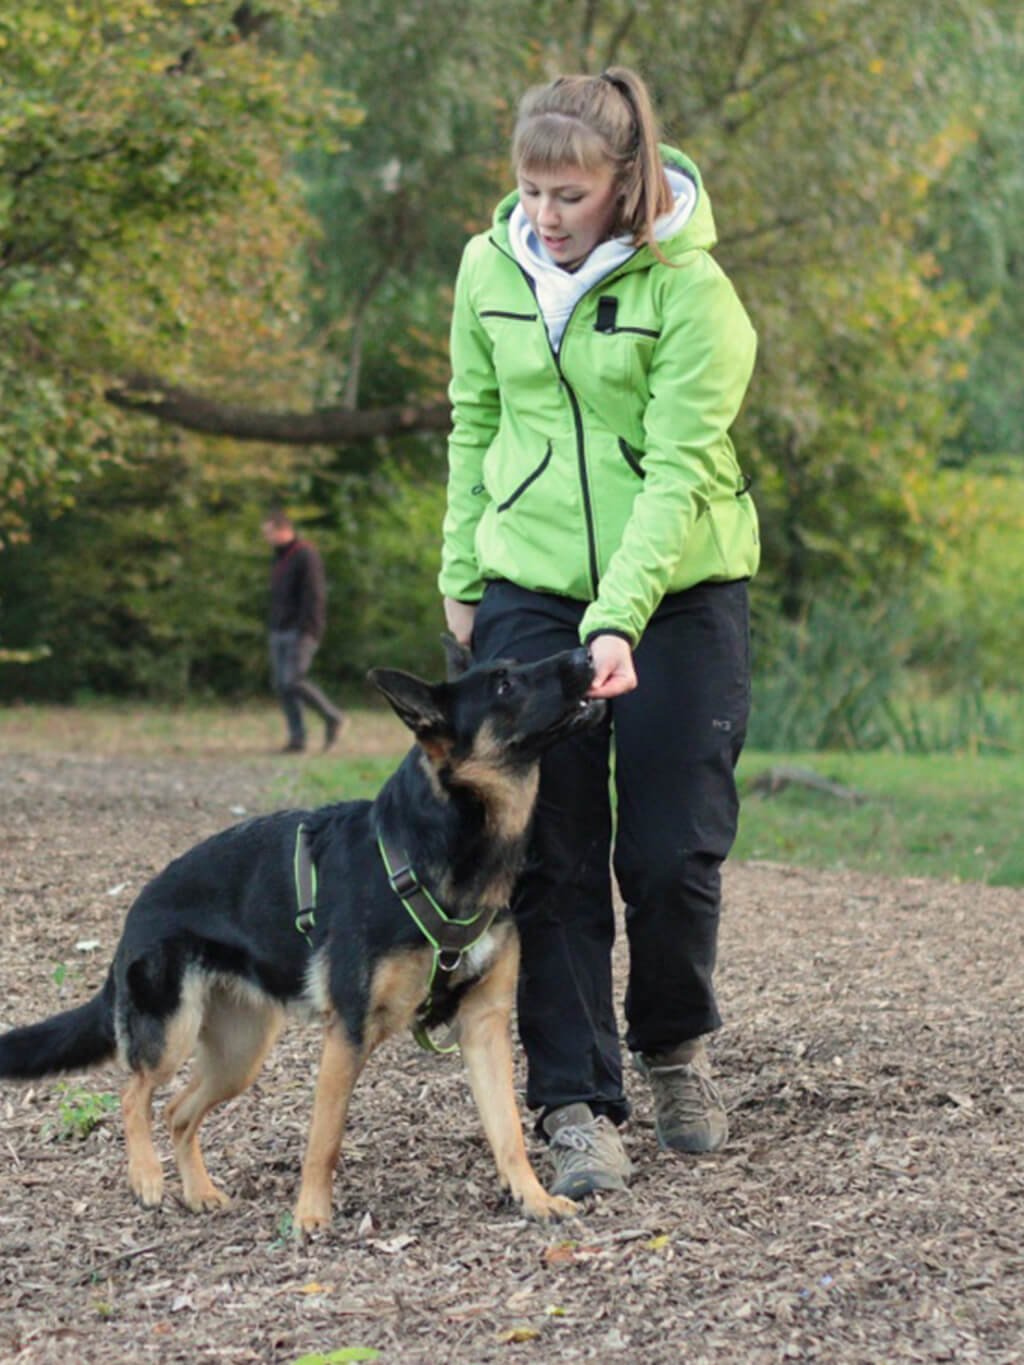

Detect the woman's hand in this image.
[587,634,638,698]
[443,596,478,646]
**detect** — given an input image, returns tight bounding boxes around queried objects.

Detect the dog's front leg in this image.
[294,1018,363,1235]
[458,941,578,1223]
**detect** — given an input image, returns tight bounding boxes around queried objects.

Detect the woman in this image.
[439,67,757,1198]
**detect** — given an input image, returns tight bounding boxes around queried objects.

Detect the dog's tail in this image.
[0,971,117,1079]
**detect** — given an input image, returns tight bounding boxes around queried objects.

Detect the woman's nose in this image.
[537,197,560,226]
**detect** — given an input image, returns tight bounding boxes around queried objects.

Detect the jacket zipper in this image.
[487,238,640,597]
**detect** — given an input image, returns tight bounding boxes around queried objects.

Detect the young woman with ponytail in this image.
[439,67,758,1197]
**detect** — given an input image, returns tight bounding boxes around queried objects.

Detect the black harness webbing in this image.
[376,829,502,972]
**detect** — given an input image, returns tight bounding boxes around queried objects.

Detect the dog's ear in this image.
[368,668,449,738]
[440,632,473,681]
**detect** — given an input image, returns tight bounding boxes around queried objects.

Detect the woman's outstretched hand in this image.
[587,633,638,698]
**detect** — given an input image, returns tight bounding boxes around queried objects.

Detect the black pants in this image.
[471,578,751,1125]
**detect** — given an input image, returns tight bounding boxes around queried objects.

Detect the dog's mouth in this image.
[513,694,606,751]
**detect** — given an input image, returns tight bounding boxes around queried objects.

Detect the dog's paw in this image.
[129,1161,165,1208]
[182,1182,231,1213]
[292,1197,332,1238]
[523,1191,581,1223]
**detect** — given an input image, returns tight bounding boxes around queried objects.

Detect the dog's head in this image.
[368,646,606,772]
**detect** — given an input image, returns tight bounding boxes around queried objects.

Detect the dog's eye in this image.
[495,676,513,697]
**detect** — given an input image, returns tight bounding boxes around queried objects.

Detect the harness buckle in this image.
[437,948,462,973]
[388,864,420,899]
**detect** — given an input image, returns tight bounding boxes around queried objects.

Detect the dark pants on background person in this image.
[470,578,751,1127]
[268,628,341,748]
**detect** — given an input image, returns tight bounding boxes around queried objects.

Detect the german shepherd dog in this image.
[0,644,604,1232]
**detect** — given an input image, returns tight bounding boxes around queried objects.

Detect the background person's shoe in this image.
[280,739,306,754]
[542,1103,632,1198]
[637,1038,729,1154]
[323,714,347,752]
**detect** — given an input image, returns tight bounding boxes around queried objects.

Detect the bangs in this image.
[513,114,611,176]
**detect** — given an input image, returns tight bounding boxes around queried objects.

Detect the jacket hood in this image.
[491,144,717,266]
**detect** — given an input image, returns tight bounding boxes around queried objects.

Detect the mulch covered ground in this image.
[1,744,1021,1363]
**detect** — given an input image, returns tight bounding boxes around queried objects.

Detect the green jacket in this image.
[439,147,759,645]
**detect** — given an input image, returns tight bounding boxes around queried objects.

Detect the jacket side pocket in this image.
[496,443,553,512]
[617,438,646,479]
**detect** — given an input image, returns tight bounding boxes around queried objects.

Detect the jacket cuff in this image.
[581,627,635,648]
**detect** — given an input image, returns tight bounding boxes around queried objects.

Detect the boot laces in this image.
[651,1061,721,1125]
[550,1116,618,1167]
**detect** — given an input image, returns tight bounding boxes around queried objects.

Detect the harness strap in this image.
[376,825,505,1055]
[293,823,318,939]
[376,829,500,970]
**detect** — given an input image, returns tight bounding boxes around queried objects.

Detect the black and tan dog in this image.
[0,644,604,1231]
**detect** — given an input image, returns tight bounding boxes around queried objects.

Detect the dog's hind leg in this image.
[165,988,285,1212]
[121,984,205,1207]
[293,1018,364,1235]
[458,940,578,1223]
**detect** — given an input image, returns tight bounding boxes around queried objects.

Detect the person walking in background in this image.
[440,67,758,1197]
[261,508,345,754]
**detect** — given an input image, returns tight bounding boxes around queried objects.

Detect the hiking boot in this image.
[542,1103,632,1198]
[637,1038,728,1154]
[323,713,347,753]
[280,738,306,754]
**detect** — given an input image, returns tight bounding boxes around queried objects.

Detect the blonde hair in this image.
[512,67,673,252]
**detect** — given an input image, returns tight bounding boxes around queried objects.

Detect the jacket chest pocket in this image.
[479,309,543,386]
[588,323,660,400]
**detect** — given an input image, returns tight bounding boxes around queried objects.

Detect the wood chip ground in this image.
[1,747,1021,1363]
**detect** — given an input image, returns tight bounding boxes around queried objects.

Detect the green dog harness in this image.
[291,823,506,1054]
[376,827,506,1054]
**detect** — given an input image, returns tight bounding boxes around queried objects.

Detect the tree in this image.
[0,0,343,542]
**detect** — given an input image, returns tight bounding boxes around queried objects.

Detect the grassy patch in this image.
[736,750,1024,886]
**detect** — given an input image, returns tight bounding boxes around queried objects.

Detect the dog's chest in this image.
[455,929,503,983]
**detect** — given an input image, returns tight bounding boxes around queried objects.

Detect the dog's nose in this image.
[561,646,594,689]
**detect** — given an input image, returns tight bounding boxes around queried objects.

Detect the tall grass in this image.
[749,594,1022,754]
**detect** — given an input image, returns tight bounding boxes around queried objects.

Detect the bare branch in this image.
[579,0,601,66]
[601,6,637,68]
[104,373,451,446]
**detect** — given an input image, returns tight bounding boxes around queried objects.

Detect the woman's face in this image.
[517,162,621,270]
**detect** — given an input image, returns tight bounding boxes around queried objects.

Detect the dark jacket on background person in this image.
[269,539,327,642]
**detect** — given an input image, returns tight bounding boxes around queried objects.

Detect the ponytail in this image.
[598,68,673,253]
[512,65,673,255]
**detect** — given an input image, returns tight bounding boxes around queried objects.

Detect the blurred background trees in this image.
[1,0,1020,748]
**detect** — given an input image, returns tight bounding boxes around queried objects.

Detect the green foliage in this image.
[50,1083,119,1141]
[0,0,335,540]
[750,590,1021,754]
[919,3,1024,457]
[338,461,448,680]
[912,464,1024,691]
[0,435,274,700]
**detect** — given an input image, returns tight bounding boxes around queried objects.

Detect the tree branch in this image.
[104,373,451,446]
